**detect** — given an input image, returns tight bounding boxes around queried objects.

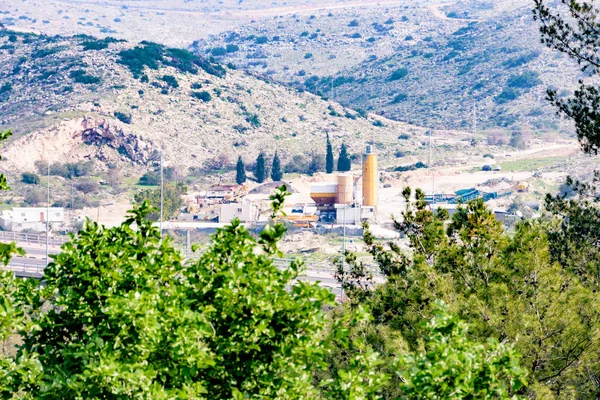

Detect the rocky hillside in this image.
[192,0,579,132]
[0,29,424,173]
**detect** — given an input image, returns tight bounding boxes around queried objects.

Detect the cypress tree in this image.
[337,143,351,172]
[236,156,246,185]
[271,152,283,181]
[255,152,266,183]
[325,133,334,174]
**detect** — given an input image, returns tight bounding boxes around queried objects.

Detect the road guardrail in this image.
[0,231,68,247]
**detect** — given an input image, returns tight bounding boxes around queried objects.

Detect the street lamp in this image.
[46,162,50,267]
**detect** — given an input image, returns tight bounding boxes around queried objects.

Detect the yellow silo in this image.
[362,146,378,207]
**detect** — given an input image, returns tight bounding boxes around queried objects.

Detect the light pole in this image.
[160,150,164,237]
[46,162,50,267]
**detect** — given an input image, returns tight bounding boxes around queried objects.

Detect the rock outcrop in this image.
[80,117,155,164]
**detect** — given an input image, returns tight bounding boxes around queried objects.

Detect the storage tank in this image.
[336,174,353,204]
[362,146,378,207]
[310,183,337,205]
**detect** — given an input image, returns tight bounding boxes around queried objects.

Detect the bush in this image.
[483,153,494,159]
[350,33,362,39]
[372,120,385,127]
[304,53,313,59]
[21,173,40,185]
[494,88,521,104]
[391,93,408,103]
[138,171,160,186]
[211,47,227,56]
[75,179,99,195]
[348,19,359,27]
[226,44,239,53]
[398,133,411,140]
[114,111,132,124]
[23,187,45,205]
[44,161,94,179]
[389,67,409,81]
[246,114,261,128]
[394,162,427,172]
[0,83,12,94]
[255,36,269,44]
[191,91,212,102]
[69,69,101,84]
[506,71,541,89]
[161,74,179,88]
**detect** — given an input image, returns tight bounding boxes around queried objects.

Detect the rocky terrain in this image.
[0,29,430,173]
[192,0,581,132]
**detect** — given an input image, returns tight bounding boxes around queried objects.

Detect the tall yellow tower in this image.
[362,145,378,207]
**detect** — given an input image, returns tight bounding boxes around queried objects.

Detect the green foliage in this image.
[0,83,12,95]
[161,74,179,88]
[134,182,186,221]
[397,302,526,399]
[80,37,121,51]
[236,156,246,184]
[211,47,227,56]
[21,172,40,185]
[325,133,334,174]
[271,152,282,181]
[245,113,261,128]
[506,70,541,89]
[114,111,132,124]
[389,67,409,81]
[394,161,427,172]
[38,160,94,179]
[391,93,408,103]
[337,143,351,172]
[138,171,160,186]
[191,90,212,102]
[495,87,520,104]
[339,187,600,397]
[69,69,101,84]
[533,0,600,153]
[226,44,239,53]
[255,152,266,183]
[117,42,225,79]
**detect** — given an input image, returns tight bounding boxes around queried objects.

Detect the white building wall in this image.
[0,207,64,232]
[219,203,256,224]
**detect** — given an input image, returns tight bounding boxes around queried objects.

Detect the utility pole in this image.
[160,150,164,237]
[46,162,50,267]
[429,130,435,207]
[473,101,477,143]
[341,204,346,301]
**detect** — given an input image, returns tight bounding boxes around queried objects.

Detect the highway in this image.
[4,243,344,297]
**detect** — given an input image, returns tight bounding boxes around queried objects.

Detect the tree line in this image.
[235,134,352,185]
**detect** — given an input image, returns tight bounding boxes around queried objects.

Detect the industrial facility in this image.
[309,145,379,225]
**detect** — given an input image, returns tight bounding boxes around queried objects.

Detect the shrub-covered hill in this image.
[0,30,423,173]
[193,0,579,133]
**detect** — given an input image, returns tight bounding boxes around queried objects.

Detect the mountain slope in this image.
[0,30,424,172]
[192,0,578,132]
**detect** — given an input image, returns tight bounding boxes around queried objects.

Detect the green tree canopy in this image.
[337,143,351,172]
[271,152,282,181]
[534,0,600,154]
[133,182,186,221]
[255,152,266,183]
[236,155,246,185]
[326,133,334,174]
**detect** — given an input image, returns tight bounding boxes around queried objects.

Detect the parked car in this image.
[493,165,502,171]
[482,165,492,171]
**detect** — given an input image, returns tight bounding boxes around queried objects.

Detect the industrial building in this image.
[219,201,257,224]
[308,146,379,225]
[0,207,64,232]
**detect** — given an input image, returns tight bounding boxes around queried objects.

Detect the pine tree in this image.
[236,156,246,185]
[337,143,351,172]
[326,133,334,174]
[255,152,266,183]
[271,152,282,182]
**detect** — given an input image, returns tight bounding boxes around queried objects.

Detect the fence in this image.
[4,261,45,278]
[0,231,68,247]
